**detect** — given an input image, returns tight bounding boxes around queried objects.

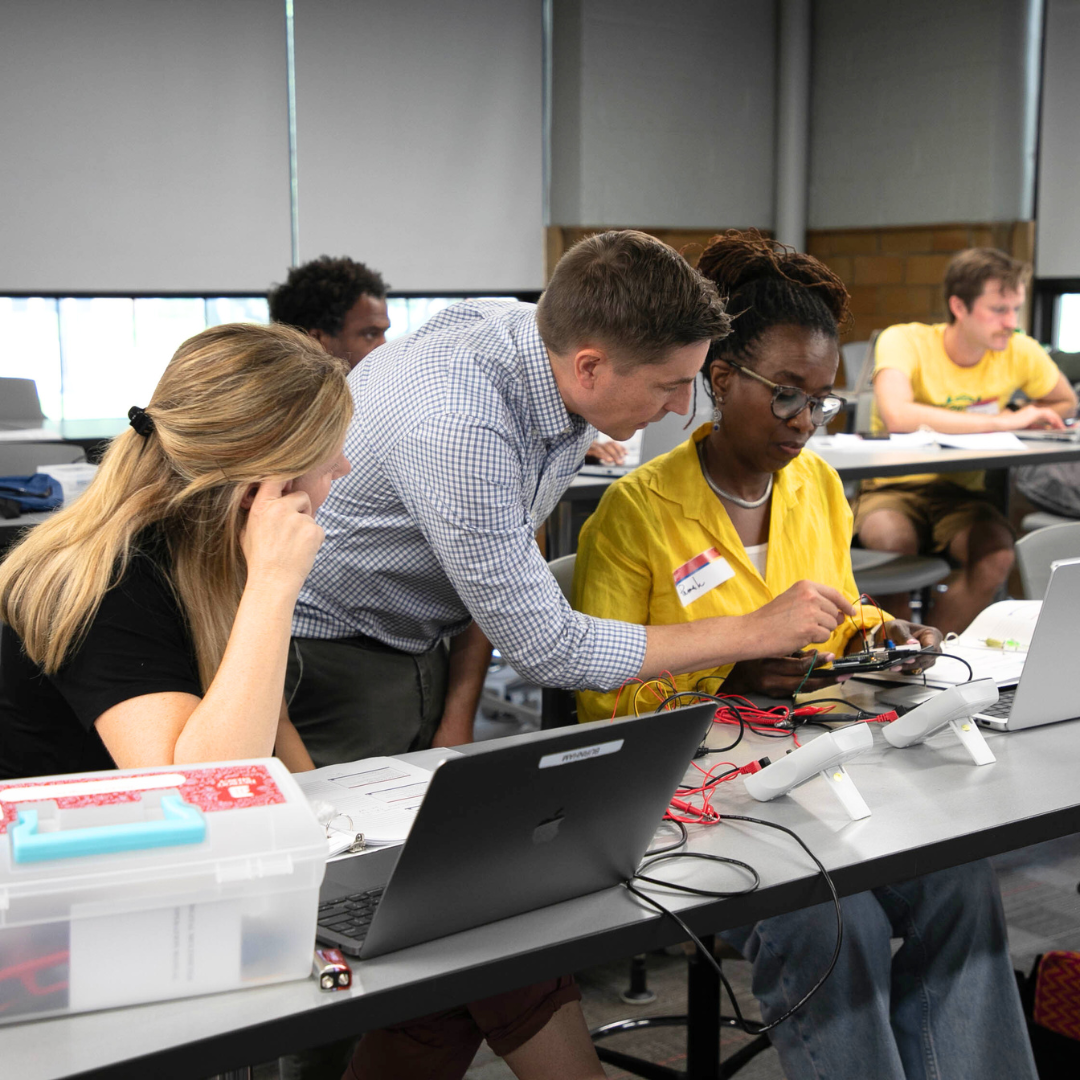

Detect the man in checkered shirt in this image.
[286,231,855,765]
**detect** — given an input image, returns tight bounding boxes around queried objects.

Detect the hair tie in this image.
[127,406,155,438]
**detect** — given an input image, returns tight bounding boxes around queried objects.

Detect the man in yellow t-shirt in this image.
[855,248,1077,634]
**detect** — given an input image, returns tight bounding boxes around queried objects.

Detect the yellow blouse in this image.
[574,423,888,723]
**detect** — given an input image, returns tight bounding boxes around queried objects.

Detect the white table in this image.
[3,705,1079,1080]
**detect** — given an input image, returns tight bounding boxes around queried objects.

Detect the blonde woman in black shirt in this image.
[0,322,351,778]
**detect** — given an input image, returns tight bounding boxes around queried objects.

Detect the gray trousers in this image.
[285,634,450,769]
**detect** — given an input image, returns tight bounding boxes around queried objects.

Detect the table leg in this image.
[685,935,721,1080]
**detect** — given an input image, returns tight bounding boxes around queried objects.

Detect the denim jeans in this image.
[720,859,1036,1080]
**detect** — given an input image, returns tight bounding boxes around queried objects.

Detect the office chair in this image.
[850,547,951,621]
[838,330,881,434]
[1014,520,1080,599]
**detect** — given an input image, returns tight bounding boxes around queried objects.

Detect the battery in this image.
[312,947,352,990]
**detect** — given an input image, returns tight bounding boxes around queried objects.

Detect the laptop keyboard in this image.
[978,688,1015,719]
[316,887,385,957]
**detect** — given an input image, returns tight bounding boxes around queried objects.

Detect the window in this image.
[0,296,269,420]
[1055,294,1080,352]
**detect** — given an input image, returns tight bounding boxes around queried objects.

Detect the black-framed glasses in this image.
[726,360,844,426]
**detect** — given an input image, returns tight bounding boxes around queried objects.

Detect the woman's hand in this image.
[240,480,325,596]
[722,651,840,698]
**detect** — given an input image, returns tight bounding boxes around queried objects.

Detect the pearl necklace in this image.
[697,441,773,510]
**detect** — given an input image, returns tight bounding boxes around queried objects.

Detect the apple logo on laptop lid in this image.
[533,809,564,844]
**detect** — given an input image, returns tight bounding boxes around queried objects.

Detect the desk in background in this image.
[547,439,1080,558]
[0,418,127,462]
[5,705,1079,1080]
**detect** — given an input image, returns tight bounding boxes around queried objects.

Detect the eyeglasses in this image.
[726,360,844,426]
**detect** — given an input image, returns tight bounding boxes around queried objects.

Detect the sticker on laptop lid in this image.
[673,547,735,607]
[539,740,624,768]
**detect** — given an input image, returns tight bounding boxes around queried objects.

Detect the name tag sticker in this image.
[673,548,735,607]
[539,740,624,768]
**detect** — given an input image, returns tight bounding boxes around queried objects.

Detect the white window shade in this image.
[293,0,543,292]
[0,0,292,294]
[1036,0,1080,278]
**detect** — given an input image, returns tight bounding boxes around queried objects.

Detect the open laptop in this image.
[315,703,715,959]
[972,557,1080,731]
[578,385,712,479]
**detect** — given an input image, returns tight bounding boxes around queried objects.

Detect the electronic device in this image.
[882,679,997,765]
[743,722,874,820]
[824,643,921,674]
[971,557,1080,731]
[316,703,715,959]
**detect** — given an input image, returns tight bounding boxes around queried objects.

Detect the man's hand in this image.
[741,581,856,656]
[585,439,628,465]
[722,652,840,698]
[994,405,1066,431]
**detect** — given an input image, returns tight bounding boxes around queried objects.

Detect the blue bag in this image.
[0,474,64,515]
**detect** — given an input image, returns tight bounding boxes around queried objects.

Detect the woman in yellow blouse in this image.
[575,234,938,723]
[575,232,1036,1080]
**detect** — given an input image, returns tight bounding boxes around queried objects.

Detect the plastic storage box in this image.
[0,758,326,1022]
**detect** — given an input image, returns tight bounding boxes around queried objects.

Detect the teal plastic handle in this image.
[11,795,206,864]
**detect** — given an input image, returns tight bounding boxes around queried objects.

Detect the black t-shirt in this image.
[0,542,201,780]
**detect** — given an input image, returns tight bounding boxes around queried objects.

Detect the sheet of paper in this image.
[857,643,1027,689]
[296,756,438,849]
[808,430,1027,453]
[932,432,1026,450]
[70,901,241,1010]
[957,600,1042,651]
[807,432,939,452]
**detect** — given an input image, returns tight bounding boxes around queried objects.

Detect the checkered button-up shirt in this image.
[293,300,647,691]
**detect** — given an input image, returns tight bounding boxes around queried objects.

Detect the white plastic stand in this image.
[882,679,998,766]
[744,723,874,820]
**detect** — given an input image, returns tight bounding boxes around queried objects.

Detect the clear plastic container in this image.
[0,758,326,1021]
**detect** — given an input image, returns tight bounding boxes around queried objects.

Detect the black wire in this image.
[625,814,844,1036]
[634,851,760,897]
[658,691,748,754]
[643,819,688,857]
[795,696,879,721]
[916,649,974,682]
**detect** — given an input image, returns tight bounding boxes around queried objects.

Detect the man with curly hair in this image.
[269,255,391,370]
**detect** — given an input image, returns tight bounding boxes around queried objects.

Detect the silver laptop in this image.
[973,557,1080,731]
[316,703,715,959]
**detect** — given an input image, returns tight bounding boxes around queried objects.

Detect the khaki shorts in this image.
[853,481,1013,556]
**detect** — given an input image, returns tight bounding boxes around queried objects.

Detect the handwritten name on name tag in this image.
[673,548,735,607]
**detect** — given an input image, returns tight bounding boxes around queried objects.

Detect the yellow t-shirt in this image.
[869,322,1061,490]
[574,424,888,724]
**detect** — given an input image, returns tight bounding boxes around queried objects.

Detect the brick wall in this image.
[544,221,1036,386]
[806,221,1035,358]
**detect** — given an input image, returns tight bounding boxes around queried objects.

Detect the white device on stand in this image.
[743,722,874,820]
[882,679,997,765]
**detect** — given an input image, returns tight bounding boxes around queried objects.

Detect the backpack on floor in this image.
[1016,951,1080,1077]
[1015,463,1080,519]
